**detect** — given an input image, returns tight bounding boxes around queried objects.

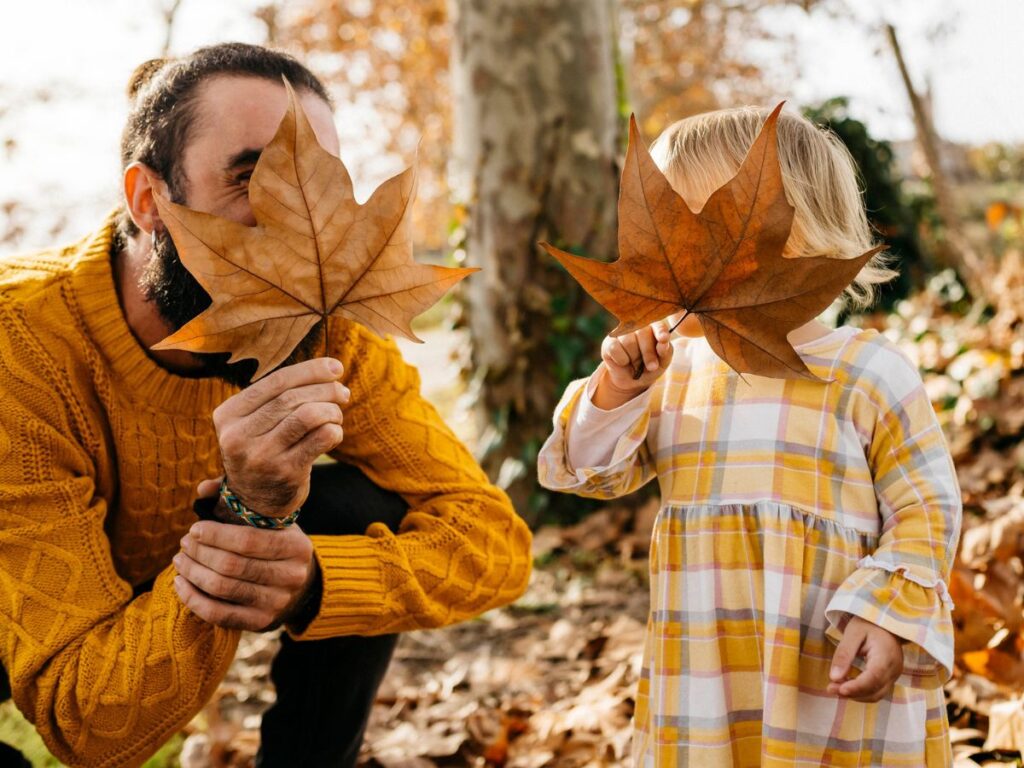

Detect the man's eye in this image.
[238,172,252,184]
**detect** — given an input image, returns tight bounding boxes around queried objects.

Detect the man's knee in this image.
[301,462,408,537]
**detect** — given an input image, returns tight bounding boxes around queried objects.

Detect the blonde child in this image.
[538,107,961,767]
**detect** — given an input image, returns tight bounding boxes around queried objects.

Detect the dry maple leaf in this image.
[541,104,884,380]
[152,79,476,381]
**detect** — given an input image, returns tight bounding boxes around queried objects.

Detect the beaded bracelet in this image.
[219,479,300,529]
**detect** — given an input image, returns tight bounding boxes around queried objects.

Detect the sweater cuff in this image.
[287,534,387,640]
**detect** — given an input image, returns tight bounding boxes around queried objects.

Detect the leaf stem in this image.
[669,309,689,334]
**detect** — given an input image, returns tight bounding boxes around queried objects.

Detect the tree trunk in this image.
[886,23,990,303]
[451,0,621,522]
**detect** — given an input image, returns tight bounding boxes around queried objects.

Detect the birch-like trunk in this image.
[886,23,990,303]
[451,0,621,520]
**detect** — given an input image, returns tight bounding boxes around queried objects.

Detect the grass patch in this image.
[0,701,184,767]
[0,702,61,767]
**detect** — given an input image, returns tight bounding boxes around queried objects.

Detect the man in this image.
[0,43,532,767]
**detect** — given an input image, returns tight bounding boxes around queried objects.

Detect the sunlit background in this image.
[1,0,1021,251]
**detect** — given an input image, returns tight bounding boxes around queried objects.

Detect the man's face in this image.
[143,76,339,386]
[177,75,339,224]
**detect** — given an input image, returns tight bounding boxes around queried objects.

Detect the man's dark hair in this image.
[118,42,331,239]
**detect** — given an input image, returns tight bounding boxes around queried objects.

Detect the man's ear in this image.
[123,163,170,235]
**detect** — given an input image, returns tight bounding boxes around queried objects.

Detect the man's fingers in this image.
[174,551,266,605]
[830,620,866,682]
[288,422,345,465]
[196,476,223,499]
[180,535,273,584]
[214,357,343,422]
[267,401,343,449]
[246,381,351,436]
[173,575,277,631]
[187,521,297,560]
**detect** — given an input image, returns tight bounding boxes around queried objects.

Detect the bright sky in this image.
[0,0,1021,250]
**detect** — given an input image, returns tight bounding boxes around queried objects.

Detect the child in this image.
[537,107,961,767]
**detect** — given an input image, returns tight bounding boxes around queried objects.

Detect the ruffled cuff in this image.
[824,555,954,689]
[536,376,652,497]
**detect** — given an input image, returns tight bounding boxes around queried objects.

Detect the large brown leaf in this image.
[541,104,883,380]
[152,79,476,381]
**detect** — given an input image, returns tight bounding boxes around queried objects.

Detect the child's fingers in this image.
[655,323,673,361]
[836,659,891,701]
[619,331,641,364]
[603,336,631,368]
[829,620,866,683]
[841,634,902,701]
[606,332,643,374]
[603,320,674,375]
[655,342,671,366]
[637,327,660,371]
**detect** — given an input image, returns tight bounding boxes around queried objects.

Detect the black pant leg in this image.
[257,462,408,768]
[0,743,31,768]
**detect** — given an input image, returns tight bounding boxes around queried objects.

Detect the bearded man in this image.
[0,42,531,768]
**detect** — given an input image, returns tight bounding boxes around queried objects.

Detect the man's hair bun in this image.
[127,58,170,99]
[118,43,331,242]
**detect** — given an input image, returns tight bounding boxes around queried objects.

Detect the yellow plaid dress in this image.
[538,326,961,767]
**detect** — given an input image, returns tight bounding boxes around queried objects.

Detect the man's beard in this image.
[140,227,324,389]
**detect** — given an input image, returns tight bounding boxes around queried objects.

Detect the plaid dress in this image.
[538,326,961,767]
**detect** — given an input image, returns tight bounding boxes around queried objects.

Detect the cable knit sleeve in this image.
[290,321,532,638]
[824,341,962,688]
[0,306,239,768]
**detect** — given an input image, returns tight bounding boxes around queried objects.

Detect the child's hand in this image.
[592,320,674,410]
[828,616,903,702]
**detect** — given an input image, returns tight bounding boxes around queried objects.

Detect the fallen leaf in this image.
[541,104,882,380]
[962,648,1024,687]
[986,698,1024,752]
[560,507,630,553]
[153,79,476,380]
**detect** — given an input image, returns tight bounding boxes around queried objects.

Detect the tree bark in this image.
[886,22,990,302]
[451,0,621,521]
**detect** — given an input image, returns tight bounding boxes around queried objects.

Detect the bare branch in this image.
[160,0,185,56]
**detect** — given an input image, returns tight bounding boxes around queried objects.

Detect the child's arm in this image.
[825,343,962,690]
[537,321,673,499]
[566,366,652,468]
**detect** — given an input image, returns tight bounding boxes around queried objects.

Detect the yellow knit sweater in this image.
[0,216,532,767]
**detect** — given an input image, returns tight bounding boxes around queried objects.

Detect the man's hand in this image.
[828,615,904,702]
[213,357,349,517]
[173,519,317,631]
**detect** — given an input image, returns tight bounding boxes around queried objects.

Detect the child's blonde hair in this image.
[649,106,895,309]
